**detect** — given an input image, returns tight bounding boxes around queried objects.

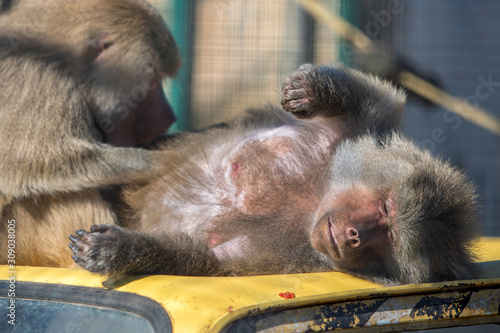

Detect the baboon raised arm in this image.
[0,0,180,266]
[70,64,480,286]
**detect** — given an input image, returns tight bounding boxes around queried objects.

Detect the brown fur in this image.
[70,65,480,286]
[0,0,180,266]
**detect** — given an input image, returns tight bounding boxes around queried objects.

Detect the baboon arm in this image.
[282,64,406,134]
[69,225,225,279]
[0,139,158,199]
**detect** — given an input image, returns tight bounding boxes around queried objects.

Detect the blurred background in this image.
[153,0,500,237]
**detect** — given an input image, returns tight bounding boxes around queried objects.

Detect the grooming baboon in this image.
[70,64,479,286]
[0,0,180,266]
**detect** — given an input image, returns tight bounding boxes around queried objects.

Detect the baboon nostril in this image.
[347,227,358,238]
[346,228,361,247]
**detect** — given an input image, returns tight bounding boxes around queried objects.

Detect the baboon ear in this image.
[86,32,114,61]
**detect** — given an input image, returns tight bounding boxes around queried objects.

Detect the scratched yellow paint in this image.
[281,289,500,332]
[2,237,499,333]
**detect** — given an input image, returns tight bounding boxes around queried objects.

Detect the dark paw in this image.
[282,64,355,120]
[69,224,123,274]
[281,64,318,118]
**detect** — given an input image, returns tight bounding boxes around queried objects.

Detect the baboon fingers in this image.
[89,224,121,235]
[281,78,315,116]
[68,234,90,269]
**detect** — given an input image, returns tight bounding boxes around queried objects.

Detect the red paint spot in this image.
[227,306,234,313]
[279,292,296,299]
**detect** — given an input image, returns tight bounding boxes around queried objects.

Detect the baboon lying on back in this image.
[70,64,480,286]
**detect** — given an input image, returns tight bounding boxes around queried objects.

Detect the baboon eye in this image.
[101,40,114,50]
[383,200,391,216]
[388,229,395,243]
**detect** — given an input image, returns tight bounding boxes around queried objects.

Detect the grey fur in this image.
[70,64,480,286]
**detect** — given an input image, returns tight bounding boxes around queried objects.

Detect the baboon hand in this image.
[282,64,357,120]
[69,224,123,275]
[281,64,318,118]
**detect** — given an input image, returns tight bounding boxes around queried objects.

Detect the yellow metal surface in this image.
[475,237,500,262]
[1,266,382,332]
[1,237,499,332]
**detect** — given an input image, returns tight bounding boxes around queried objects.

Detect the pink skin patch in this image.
[208,232,225,247]
[231,162,242,178]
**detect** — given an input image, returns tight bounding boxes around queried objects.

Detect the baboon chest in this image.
[222,128,323,214]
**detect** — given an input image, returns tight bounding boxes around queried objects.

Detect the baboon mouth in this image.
[327,216,341,259]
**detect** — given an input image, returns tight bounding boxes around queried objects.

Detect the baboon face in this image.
[312,186,394,270]
[79,0,181,147]
[3,0,182,147]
